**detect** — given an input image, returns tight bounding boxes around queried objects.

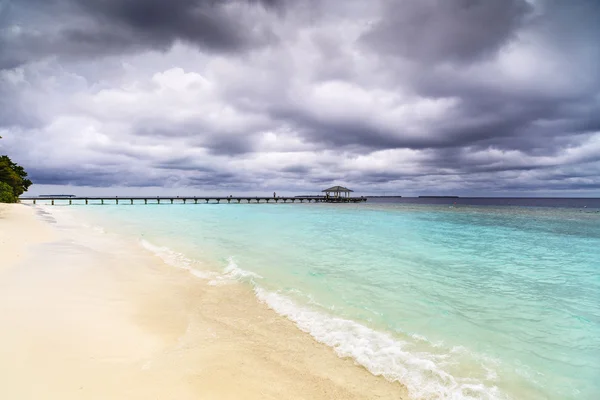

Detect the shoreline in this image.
[0,204,408,399]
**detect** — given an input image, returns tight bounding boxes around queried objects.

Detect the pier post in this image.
[51,200,54,205]
[183,199,186,204]
[85,199,88,205]
[130,199,133,205]
[101,199,104,205]
[275,199,279,203]
[69,199,72,205]
[300,199,303,203]
[237,199,240,203]
[206,199,209,203]
[33,199,36,205]
[157,199,160,204]
[116,199,118,204]
[170,199,173,204]
[228,199,231,203]
[194,199,197,204]
[266,199,270,203]
[217,199,220,203]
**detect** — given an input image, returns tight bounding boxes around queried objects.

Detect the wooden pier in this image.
[19,196,367,205]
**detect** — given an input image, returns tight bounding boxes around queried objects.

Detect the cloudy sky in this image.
[1,0,599,196]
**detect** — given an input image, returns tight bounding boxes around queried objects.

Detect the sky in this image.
[1,0,599,196]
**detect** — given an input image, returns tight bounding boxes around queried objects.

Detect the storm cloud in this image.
[0,0,284,69]
[362,0,533,63]
[0,0,599,196]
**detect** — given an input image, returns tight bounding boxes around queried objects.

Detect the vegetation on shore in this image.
[0,136,31,203]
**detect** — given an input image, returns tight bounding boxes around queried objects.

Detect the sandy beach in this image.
[0,204,408,400]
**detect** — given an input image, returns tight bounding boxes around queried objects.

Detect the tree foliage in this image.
[0,136,32,203]
[0,182,16,203]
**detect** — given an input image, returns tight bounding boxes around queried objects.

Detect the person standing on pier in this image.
[273,192,276,198]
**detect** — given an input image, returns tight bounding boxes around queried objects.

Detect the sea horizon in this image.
[20,195,600,210]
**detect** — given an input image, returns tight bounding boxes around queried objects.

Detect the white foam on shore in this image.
[68,221,505,400]
[254,287,507,400]
[138,240,260,286]
[139,239,216,280]
[135,239,507,399]
[208,257,262,286]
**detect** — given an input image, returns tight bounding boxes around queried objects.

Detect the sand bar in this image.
[0,204,408,400]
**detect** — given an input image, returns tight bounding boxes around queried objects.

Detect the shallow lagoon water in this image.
[53,199,600,399]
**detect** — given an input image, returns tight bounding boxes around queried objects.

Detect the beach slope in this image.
[0,204,407,400]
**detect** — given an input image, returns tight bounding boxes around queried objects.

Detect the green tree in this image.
[0,136,32,202]
[0,181,16,203]
[0,155,32,196]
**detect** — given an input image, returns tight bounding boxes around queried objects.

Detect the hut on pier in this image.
[322,186,353,199]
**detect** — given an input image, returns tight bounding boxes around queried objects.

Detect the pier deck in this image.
[19,196,367,205]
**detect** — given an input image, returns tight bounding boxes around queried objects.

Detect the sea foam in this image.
[208,257,262,286]
[139,239,215,280]
[139,240,260,285]
[138,238,506,399]
[254,287,506,400]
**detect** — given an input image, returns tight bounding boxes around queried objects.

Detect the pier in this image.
[19,196,367,205]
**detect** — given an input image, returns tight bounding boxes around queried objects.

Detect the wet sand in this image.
[0,204,408,399]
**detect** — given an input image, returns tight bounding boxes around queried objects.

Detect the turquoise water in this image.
[51,202,600,399]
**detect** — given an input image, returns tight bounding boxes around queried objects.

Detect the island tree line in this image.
[0,136,32,203]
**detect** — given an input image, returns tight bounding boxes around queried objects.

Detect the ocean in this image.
[41,198,600,399]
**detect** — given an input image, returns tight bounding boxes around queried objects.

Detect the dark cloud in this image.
[0,0,282,70]
[270,108,406,150]
[27,165,241,188]
[27,167,123,187]
[155,157,216,172]
[202,134,256,156]
[281,165,311,174]
[187,171,238,186]
[361,0,532,63]
[0,85,27,128]
[133,121,258,156]
[0,69,45,129]
[72,0,275,51]
[268,92,598,157]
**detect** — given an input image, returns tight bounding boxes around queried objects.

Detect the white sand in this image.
[0,204,408,399]
[0,203,54,270]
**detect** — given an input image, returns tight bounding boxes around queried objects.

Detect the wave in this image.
[137,239,506,400]
[254,287,507,400]
[208,257,262,286]
[139,239,216,280]
[139,241,261,285]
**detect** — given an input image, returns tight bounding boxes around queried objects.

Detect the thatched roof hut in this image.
[322,186,353,198]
